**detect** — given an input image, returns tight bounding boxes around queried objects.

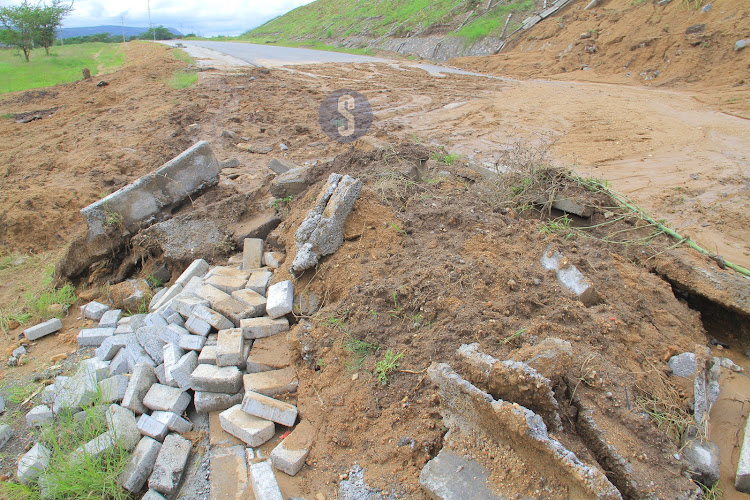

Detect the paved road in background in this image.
[164,40,389,67]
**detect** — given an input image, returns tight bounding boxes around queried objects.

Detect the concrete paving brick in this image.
[106,404,140,451]
[206,333,218,346]
[195,283,232,307]
[209,411,244,447]
[142,489,168,500]
[178,333,206,351]
[240,317,289,340]
[77,327,116,347]
[243,368,298,397]
[186,315,212,336]
[205,274,247,294]
[195,391,243,413]
[263,251,284,270]
[18,443,51,485]
[207,265,252,280]
[736,413,750,492]
[231,289,267,317]
[249,460,284,500]
[154,364,168,385]
[24,318,63,341]
[241,391,298,427]
[270,420,313,476]
[220,405,275,447]
[149,288,169,312]
[163,343,185,387]
[26,405,53,428]
[0,424,11,450]
[192,304,234,331]
[160,324,190,344]
[70,431,115,464]
[170,351,199,390]
[210,445,249,500]
[144,313,168,329]
[137,414,169,441]
[143,384,191,415]
[212,297,256,326]
[137,326,166,364]
[148,433,192,496]
[175,259,210,287]
[243,238,264,271]
[109,348,130,376]
[95,333,133,361]
[216,328,244,367]
[126,340,156,371]
[245,336,291,373]
[99,309,122,328]
[171,294,210,317]
[115,323,135,335]
[119,436,162,492]
[151,411,193,434]
[191,364,243,393]
[99,374,129,403]
[266,281,293,319]
[198,345,218,365]
[246,269,273,296]
[122,363,158,415]
[83,301,109,321]
[166,313,185,327]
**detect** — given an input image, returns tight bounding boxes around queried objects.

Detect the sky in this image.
[2,0,316,37]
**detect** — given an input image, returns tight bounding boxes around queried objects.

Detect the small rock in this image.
[682,439,720,486]
[736,39,749,52]
[12,346,27,358]
[701,3,711,11]
[668,352,697,377]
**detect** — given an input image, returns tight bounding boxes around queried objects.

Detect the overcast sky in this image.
[4,0,316,36]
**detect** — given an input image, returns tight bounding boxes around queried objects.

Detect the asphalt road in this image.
[167,40,389,67]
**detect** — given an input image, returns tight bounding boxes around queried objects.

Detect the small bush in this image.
[375,349,404,385]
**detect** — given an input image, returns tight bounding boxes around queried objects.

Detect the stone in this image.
[178,333,206,351]
[41,384,56,405]
[250,460,284,500]
[143,384,192,414]
[186,315,212,336]
[106,404,140,451]
[95,334,132,361]
[220,405,275,446]
[241,316,290,340]
[540,246,599,306]
[263,252,284,270]
[154,364,168,385]
[243,368,298,397]
[138,414,169,441]
[160,324,189,344]
[24,318,63,341]
[270,166,312,199]
[83,301,110,320]
[736,39,749,51]
[171,295,210,318]
[110,279,152,312]
[246,269,273,296]
[163,343,185,387]
[210,445,250,499]
[119,436,162,492]
[292,173,362,273]
[99,309,123,328]
[166,313,185,326]
[192,304,234,331]
[195,391,244,413]
[77,327,115,347]
[12,346,26,358]
[198,345,218,365]
[205,274,247,294]
[241,391,298,427]
[191,364,243,393]
[109,348,130,376]
[151,411,193,433]
[170,351,199,390]
[683,439,720,486]
[26,405,54,428]
[149,433,192,496]
[550,198,593,218]
[0,424,11,449]
[176,259,210,287]
[145,313,168,329]
[268,158,295,175]
[99,374,129,403]
[152,284,184,312]
[266,281,293,319]
[136,326,166,364]
[420,448,502,500]
[270,420,313,476]
[149,288,169,311]
[231,289,267,317]
[668,352,697,378]
[142,489,168,500]
[18,443,51,485]
[246,335,292,372]
[216,328,245,366]
[122,363,158,414]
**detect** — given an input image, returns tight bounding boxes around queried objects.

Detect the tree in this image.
[0,1,37,62]
[35,0,73,55]
[138,25,176,41]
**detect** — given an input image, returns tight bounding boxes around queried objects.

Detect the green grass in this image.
[431,151,461,166]
[375,349,404,385]
[168,70,198,89]
[539,215,572,235]
[344,334,380,371]
[453,0,535,41]
[0,43,124,94]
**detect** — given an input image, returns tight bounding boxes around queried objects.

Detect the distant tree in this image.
[0,1,37,62]
[34,0,74,55]
[139,25,176,41]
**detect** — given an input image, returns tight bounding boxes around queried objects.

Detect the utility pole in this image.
[59,26,64,45]
[147,0,154,41]
[121,16,126,43]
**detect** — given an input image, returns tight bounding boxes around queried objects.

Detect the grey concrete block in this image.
[540,246,599,306]
[683,439,720,487]
[178,333,206,351]
[241,391,298,427]
[249,460,284,500]
[161,324,190,344]
[137,414,169,441]
[213,296,257,327]
[243,368,298,397]
[24,318,63,341]
[151,411,193,434]
[194,391,243,413]
[149,288,169,312]
[119,436,162,492]
[95,333,132,361]
[99,375,130,404]
[108,348,130,376]
[192,304,234,331]
[83,301,110,320]
[99,309,123,328]
[420,448,502,500]
[266,281,293,319]
[70,431,116,464]
[185,315,211,336]
[243,238,264,271]
[198,345,217,365]
[263,252,284,270]
[163,343,185,387]
[154,364,168,386]
[172,295,210,318]
[77,327,116,347]
[18,443,51,485]
[231,289,267,317]
[240,317,289,339]
[41,384,56,405]
[115,323,135,335]
[144,313,168,329]
[170,351,199,390]
[152,284,184,313]
[195,283,232,307]
[137,326,166,364]
[191,364,243,393]
[148,433,192,496]
[736,414,750,492]
[220,404,275,447]
[122,363,158,415]
[143,384,191,414]
[26,405,54,428]
[270,420,313,476]
[126,340,156,371]
[0,423,12,450]
[106,404,141,451]
[246,269,273,296]
[142,489,168,500]
[216,328,244,367]
[175,258,210,288]
[205,273,247,294]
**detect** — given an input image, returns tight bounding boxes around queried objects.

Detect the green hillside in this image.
[242,0,536,44]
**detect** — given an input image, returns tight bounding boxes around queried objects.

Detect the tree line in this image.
[61,27,184,46]
[0,0,72,61]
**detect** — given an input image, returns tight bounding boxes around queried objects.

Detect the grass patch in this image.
[344,334,380,370]
[453,0,535,41]
[375,349,404,385]
[0,43,124,94]
[431,150,460,165]
[168,70,198,89]
[635,365,693,441]
[171,48,194,64]
[0,380,43,405]
[539,215,572,235]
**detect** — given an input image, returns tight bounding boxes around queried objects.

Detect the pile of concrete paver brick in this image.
[17,237,310,500]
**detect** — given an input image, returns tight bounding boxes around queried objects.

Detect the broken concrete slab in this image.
[420,448,502,500]
[241,391,298,427]
[683,438,720,487]
[243,368,298,397]
[541,246,599,306]
[510,337,572,382]
[24,318,63,341]
[270,420,313,476]
[551,198,594,218]
[249,460,284,500]
[122,364,158,415]
[243,238,264,271]
[190,364,243,393]
[669,352,697,378]
[194,391,243,413]
[270,166,313,199]
[120,436,163,492]
[18,443,51,485]
[219,404,275,447]
[143,384,192,414]
[266,281,294,319]
[216,328,245,366]
[149,433,192,496]
[292,173,362,273]
[210,445,250,499]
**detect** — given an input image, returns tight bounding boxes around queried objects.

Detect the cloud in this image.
[3,0,315,36]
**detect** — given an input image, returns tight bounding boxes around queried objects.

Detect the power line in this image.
[120,16,125,43]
